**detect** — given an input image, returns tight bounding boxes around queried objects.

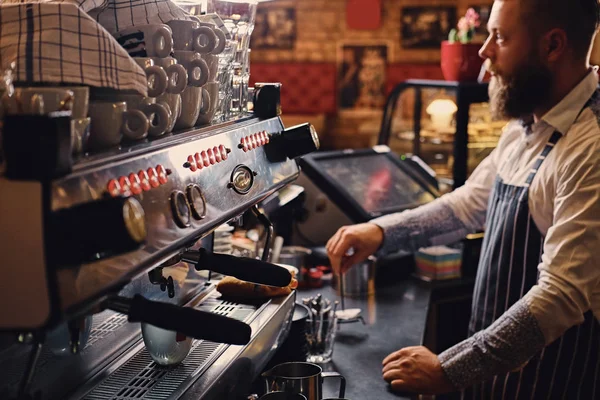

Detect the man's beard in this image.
[488,57,553,120]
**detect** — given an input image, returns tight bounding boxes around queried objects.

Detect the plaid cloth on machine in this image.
[0,2,148,94]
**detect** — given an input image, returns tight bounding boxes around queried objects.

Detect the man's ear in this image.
[544,28,568,62]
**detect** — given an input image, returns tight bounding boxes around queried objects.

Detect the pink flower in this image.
[457,17,470,32]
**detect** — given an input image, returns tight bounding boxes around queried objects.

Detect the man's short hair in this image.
[520,0,600,58]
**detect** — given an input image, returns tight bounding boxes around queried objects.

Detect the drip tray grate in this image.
[83,300,254,400]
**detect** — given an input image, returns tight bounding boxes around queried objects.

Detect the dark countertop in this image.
[298,278,432,400]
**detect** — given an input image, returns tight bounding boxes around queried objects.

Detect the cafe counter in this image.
[300,278,432,400]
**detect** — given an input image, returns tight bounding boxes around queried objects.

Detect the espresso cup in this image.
[61,86,89,118]
[174,86,204,130]
[7,88,74,115]
[195,81,218,126]
[151,57,188,94]
[114,94,170,139]
[200,53,219,82]
[155,92,181,133]
[133,58,169,98]
[198,21,227,55]
[167,20,217,54]
[172,51,209,87]
[88,101,147,151]
[114,24,173,58]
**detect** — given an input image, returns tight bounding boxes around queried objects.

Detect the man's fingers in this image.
[382,367,405,383]
[382,359,403,375]
[390,379,411,392]
[382,348,406,365]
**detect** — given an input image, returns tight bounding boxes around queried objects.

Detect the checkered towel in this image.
[0,1,149,94]
[0,0,194,94]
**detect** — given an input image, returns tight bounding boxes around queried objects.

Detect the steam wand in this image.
[251,205,273,262]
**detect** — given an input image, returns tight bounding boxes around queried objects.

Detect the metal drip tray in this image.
[82,299,254,400]
[69,290,295,400]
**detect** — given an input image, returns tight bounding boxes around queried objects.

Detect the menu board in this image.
[317,154,435,214]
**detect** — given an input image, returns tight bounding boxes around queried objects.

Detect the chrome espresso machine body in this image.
[0,91,319,399]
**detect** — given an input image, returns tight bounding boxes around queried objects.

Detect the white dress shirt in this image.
[438,69,600,344]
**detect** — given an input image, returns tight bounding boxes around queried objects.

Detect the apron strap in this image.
[524,130,562,186]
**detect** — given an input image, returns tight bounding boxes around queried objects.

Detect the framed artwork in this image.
[252,6,296,49]
[337,42,390,112]
[401,6,457,49]
[469,4,493,42]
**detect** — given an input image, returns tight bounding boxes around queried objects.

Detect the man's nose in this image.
[479,35,494,60]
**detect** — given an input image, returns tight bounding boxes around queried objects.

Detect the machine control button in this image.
[219,145,229,160]
[170,191,191,228]
[229,165,254,195]
[194,153,204,170]
[186,184,207,220]
[186,155,197,172]
[201,150,210,167]
[138,170,151,192]
[148,168,160,188]
[129,173,143,195]
[156,165,168,184]
[207,148,216,165]
[118,176,132,195]
[213,146,222,163]
[107,179,121,197]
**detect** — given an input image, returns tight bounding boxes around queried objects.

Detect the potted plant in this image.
[440,8,484,82]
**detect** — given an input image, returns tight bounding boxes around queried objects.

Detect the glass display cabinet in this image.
[377,79,508,189]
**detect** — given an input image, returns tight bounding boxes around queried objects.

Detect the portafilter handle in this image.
[181,248,292,287]
[104,294,251,345]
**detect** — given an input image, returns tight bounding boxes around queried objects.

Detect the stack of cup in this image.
[169,18,227,127]
[113,24,187,137]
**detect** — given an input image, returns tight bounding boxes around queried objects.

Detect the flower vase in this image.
[440,41,484,82]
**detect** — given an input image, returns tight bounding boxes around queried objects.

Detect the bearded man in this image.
[326,0,600,397]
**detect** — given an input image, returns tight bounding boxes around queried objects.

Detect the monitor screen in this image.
[316,154,435,214]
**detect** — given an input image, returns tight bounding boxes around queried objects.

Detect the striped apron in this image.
[464,127,600,399]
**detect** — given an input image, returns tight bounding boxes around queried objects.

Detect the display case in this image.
[377,79,507,189]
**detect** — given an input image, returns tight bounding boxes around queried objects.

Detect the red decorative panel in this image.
[250,63,337,115]
[386,64,444,93]
[250,62,443,115]
[346,0,381,30]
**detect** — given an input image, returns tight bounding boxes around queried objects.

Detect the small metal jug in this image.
[262,362,346,400]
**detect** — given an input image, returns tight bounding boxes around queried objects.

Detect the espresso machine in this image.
[0,88,319,399]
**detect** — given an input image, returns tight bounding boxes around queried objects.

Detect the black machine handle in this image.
[181,248,292,287]
[105,295,251,345]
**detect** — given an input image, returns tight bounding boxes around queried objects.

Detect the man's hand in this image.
[326,223,384,274]
[382,346,455,395]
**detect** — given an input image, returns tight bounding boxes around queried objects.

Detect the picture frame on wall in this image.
[337,42,390,113]
[252,6,296,50]
[401,6,457,49]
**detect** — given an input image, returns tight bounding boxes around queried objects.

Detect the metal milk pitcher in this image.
[262,362,346,400]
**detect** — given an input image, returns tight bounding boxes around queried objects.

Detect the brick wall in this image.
[250,0,489,148]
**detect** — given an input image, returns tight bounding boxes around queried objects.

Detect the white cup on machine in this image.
[133,58,169,98]
[152,57,188,95]
[172,51,210,88]
[87,101,148,151]
[167,20,217,54]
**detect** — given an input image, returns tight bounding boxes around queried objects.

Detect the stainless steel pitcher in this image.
[262,362,346,400]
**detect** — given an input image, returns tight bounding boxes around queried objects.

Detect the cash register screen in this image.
[316,154,436,214]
